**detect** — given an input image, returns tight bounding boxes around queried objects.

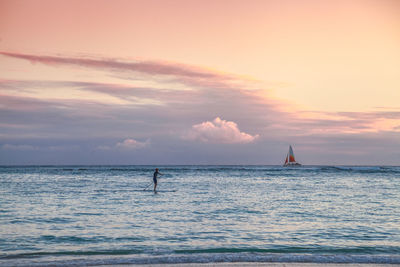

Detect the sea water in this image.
[1,165,400,266]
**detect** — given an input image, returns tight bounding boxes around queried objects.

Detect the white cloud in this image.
[184,117,259,144]
[48,145,79,151]
[2,144,38,150]
[116,138,150,150]
[97,145,111,150]
[1,144,80,151]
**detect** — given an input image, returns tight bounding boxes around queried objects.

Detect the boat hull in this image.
[283,163,302,167]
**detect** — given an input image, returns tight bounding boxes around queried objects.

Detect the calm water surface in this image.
[1,165,400,266]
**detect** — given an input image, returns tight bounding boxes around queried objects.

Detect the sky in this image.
[0,0,399,165]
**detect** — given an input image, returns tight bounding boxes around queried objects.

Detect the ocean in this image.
[1,165,400,266]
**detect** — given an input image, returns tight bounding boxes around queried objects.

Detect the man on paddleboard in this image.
[153,168,162,192]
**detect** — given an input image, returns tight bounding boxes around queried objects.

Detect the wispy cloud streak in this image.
[0,51,236,89]
[1,51,399,164]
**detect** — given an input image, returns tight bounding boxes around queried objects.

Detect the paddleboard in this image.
[133,189,177,192]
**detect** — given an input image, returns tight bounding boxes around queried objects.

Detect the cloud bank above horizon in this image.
[0,51,399,165]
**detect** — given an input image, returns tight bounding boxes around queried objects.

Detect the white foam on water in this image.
[2,253,400,267]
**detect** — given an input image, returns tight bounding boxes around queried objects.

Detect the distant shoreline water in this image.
[1,165,399,266]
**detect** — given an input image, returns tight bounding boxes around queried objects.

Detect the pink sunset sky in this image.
[0,0,399,165]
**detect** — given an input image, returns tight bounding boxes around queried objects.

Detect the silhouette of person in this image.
[153,168,162,192]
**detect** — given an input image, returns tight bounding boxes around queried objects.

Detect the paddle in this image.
[143,182,153,191]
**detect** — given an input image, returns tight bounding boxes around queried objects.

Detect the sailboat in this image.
[283,145,301,166]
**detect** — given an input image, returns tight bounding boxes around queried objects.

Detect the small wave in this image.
[319,166,400,174]
[0,249,142,260]
[8,217,74,225]
[174,245,400,255]
[39,235,98,244]
[1,252,400,266]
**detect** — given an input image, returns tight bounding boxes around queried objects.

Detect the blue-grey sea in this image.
[1,165,400,266]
